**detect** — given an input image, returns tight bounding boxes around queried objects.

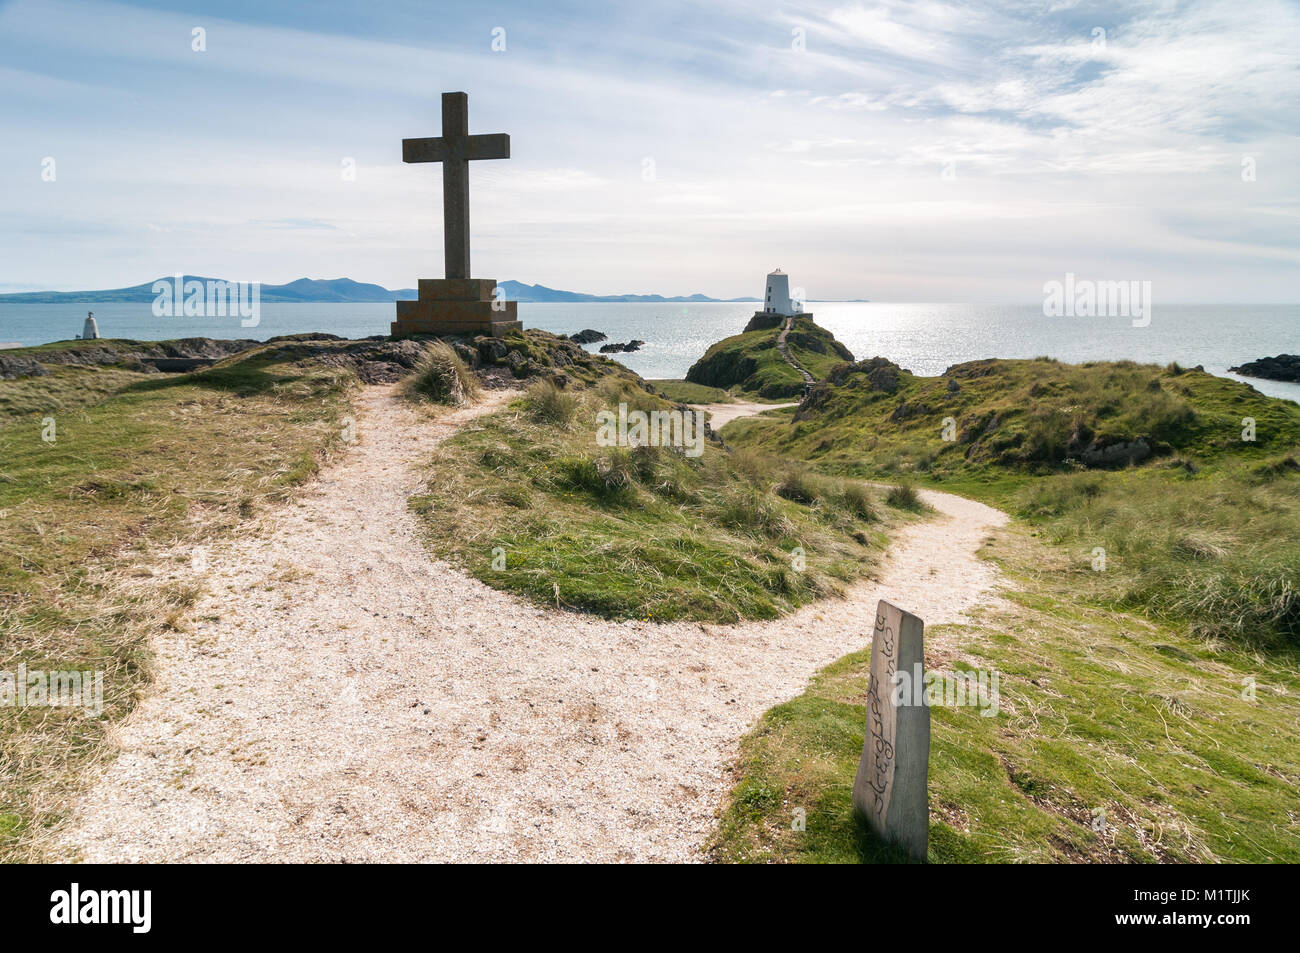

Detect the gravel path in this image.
[56,384,1007,863]
[693,400,797,429]
[776,315,816,387]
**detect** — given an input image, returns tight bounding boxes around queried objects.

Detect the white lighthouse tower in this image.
[764,269,793,316]
[746,268,812,333]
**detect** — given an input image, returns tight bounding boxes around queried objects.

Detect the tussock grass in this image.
[403,341,479,405]
[774,466,828,506]
[1018,457,1300,648]
[0,347,355,861]
[885,482,922,511]
[410,380,904,622]
[0,365,152,419]
[524,378,578,427]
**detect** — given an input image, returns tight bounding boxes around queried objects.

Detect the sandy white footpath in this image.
[57,385,1006,863]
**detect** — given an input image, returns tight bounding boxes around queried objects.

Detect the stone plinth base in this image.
[391,277,521,338]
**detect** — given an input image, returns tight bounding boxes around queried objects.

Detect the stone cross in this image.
[402,91,510,280]
[852,599,929,861]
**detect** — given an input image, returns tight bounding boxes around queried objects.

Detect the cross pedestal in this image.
[391,92,521,338]
[392,278,519,337]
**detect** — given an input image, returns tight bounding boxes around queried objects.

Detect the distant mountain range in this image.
[0,277,775,304]
[498,281,761,303]
[0,277,411,304]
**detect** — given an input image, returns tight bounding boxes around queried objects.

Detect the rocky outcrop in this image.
[569,329,607,344]
[0,354,49,380]
[0,330,630,392]
[1070,437,1153,469]
[686,347,761,391]
[1229,354,1300,383]
[742,312,783,332]
[794,358,903,421]
[782,327,852,364]
[0,337,267,379]
[598,340,644,354]
[266,337,429,384]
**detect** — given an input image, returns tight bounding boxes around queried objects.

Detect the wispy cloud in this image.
[0,0,1295,300]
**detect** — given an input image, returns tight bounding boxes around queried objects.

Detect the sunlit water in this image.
[2,301,1297,402]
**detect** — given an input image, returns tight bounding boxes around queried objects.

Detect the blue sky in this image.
[1,0,1297,300]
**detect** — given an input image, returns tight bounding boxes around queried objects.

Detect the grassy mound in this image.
[409,376,919,622]
[725,357,1300,648]
[727,357,1300,484]
[469,327,634,388]
[684,317,853,399]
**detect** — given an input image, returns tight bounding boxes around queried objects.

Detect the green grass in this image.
[0,364,153,419]
[710,525,1300,863]
[726,357,1300,648]
[727,357,1300,480]
[713,355,1300,862]
[1015,456,1300,648]
[0,345,356,860]
[410,375,920,623]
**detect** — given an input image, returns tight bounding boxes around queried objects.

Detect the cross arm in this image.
[464,133,510,160]
[402,134,510,164]
[403,137,447,163]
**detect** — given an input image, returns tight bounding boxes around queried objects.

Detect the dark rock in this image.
[476,338,508,363]
[451,342,480,369]
[479,366,515,389]
[944,358,1000,379]
[793,357,904,421]
[743,312,784,332]
[598,340,645,354]
[569,329,608,344]
[265,333,345,344]
[276,338,428,383]
[10,338,262,374]
[355,361,401,384]
[1228,354,1300,383]
[1071,437,1152,469]
[889,400,934,423]
[828,357,902,393]
[784,329,852,362]
[0,354,48,380]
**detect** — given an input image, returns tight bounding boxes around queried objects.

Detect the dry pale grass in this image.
[1,351,355,861]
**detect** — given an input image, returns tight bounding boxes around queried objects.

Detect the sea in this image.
[2,301,1297,403]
